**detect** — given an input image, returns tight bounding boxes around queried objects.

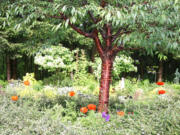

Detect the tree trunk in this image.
[31,56,33,72]
[12,59,17,79]
[34,64,38,79]
[25,55,28,73]
[2,54,5,80]
[157,61,163,82]
[6,55,11,81]
[98,58,113,113]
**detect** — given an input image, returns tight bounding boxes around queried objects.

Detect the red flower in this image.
[24,80,30,86]
[156,82,164,86]
[68,91,75,97]
[158,90,166,95]
[11,96,18,101]
[80,107,88,114]
[87,104,96,111]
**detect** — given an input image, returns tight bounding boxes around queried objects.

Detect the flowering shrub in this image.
[34,45,74,72]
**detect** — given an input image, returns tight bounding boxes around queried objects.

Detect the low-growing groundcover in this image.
[0,89,180,135]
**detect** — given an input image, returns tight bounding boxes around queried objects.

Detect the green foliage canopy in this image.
[2,0,179,54]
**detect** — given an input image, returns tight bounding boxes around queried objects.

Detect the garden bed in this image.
[0,81,180,135]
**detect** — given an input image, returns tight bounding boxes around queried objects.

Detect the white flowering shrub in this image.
[92,55,137,80]
[34,45,74,72]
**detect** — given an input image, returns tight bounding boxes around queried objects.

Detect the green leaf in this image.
[70,16,76,23]
[65,19,69,28]
[62,6,67,12]
[106,12,111,22]
[117,11,121,18]
[14,24,21,31]
[55,23,62,31]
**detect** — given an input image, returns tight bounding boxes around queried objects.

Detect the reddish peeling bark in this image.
[98,58,114,113]
[92,26,116,113]
[106,24,111,48]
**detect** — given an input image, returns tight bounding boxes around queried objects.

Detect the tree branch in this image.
[112,28,121,42]
[60,13,93,38]
[106,24,112,47]
[111,41,124,54]
[99,29,106,40]
[112,29,132,42]
[88,11,96,24]
[69,23,93,38]
[88,11,102,24]
[123,47,143,50]
[111,39,143,55]
[100,0,107,8]
[48,13,93,38]
[92,29,104,58]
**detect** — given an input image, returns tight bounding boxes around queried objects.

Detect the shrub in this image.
[0,80,8,88]
[43,72,73,87]
[34,45,74,72]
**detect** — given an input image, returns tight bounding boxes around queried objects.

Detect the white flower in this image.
[34,45,74,71]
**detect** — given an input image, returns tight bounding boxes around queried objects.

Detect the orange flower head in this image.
[80,107,88,114]
[11,96,18,101]
[87,104,96,111]
[156,82,164,86]
[117,111,125,116]
[69,91,75,97]
[158,90,166,95]
[24,80,30,86]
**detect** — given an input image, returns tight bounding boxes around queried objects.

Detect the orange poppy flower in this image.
[87,104,96,111]
[158,90,166,95]
[11,96,18,101]
[80,107,88,114]
[156,82,164,86]
[24,80,30,86]
[117,111,125,116]
[68,91,75,97]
